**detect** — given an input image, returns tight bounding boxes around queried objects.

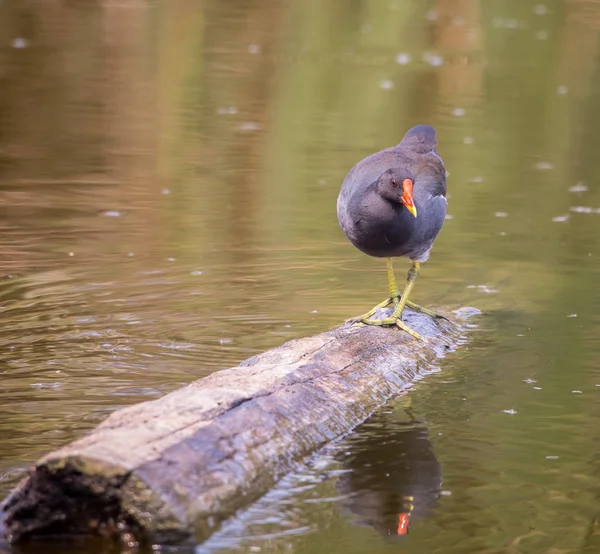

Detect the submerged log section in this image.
[1,310,466,544]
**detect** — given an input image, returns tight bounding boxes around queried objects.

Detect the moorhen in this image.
[337,124,447,339]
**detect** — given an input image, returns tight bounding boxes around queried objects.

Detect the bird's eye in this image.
[391,178,397,188]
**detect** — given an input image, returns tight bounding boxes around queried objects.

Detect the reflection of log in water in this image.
[335,413,442,538]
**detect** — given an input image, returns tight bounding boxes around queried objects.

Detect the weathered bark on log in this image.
[0,309,468,545]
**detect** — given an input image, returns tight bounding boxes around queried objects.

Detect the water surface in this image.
[1,1,600,552]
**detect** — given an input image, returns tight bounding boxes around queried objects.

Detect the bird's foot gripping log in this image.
[350,260,449,340]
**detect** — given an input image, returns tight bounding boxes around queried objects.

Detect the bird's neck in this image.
[355,186,400,222]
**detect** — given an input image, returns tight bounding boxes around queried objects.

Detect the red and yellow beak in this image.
[401,178,417,218]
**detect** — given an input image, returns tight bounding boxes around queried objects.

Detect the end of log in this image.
[1,308,476,545]
[1,456,188,544]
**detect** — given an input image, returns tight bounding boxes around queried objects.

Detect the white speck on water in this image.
[445,214,454,220]
[76,316,97,324]
[128,252,135,257]
[503,409,518,415]
[571,206,600,214]
[568,182,588,192]
[517,334,525,337]
[284,324,291,328]
[467,284,497,294]
[100,210,123,217]
[546,455,559,460]
[499,231,507,236]
[533,386,542,390]
[423,52,444,67]
[218,106,238,115]
[534,161,554,170]
[219,338,233,345]
[557,85,569,95]
[552,215,570,223]
[493,17,520,29]
[534,4,548,15]
[536,30,549,40]
[248,44,262,54]
[249,547,262,553]
[12,37,28,49]
[396,53,412,65]
[239,121,261,131]
[523,378,537,384]
[469,176,484,183]
[567,313,577,318]
[68,252,74,257]
[426,9,438,21]
[30,382,62,390]
[452,107,466,117]
[310,310,318,314]
[385,473,390,477]
[452,16,465,26]
[161,188,171,195]
[191,270,203,276]
[440,490,452,496]
[495,211,508,218]
[463,136,474,144]
[572,390,583,394]
[167,257,176,262]
[379,79,394,90]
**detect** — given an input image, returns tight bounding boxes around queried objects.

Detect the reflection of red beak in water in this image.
[396,512,410,535]
[396,494,415,535]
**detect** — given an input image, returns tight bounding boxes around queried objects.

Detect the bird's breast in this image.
[346,201,415,258]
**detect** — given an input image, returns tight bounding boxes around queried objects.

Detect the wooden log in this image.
[0,308,470,546]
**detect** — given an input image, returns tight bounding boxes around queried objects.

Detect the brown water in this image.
[2,0,600,552]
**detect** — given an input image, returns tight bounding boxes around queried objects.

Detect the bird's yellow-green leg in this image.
[387,259,446,320]
[350,258,398,321]
[352,258,447,324]
[362,262,424,340]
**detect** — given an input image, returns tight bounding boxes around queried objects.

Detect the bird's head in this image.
[376,168,417,218]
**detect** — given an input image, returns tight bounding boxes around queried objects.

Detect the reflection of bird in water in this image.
[334,413,442,538]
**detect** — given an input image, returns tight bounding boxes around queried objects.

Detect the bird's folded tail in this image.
[399,125,438,153]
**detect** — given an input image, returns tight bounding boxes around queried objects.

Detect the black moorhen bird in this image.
[337,124,447,340]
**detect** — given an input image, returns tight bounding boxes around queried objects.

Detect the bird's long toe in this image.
[358,315,424,340]
[405,300,449,321]
[350,297,395,323]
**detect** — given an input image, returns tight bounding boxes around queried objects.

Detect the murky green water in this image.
[2,0,600,552]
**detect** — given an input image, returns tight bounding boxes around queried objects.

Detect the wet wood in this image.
[0,308,469,545]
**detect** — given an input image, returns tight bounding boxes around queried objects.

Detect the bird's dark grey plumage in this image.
[337,125,447,262]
